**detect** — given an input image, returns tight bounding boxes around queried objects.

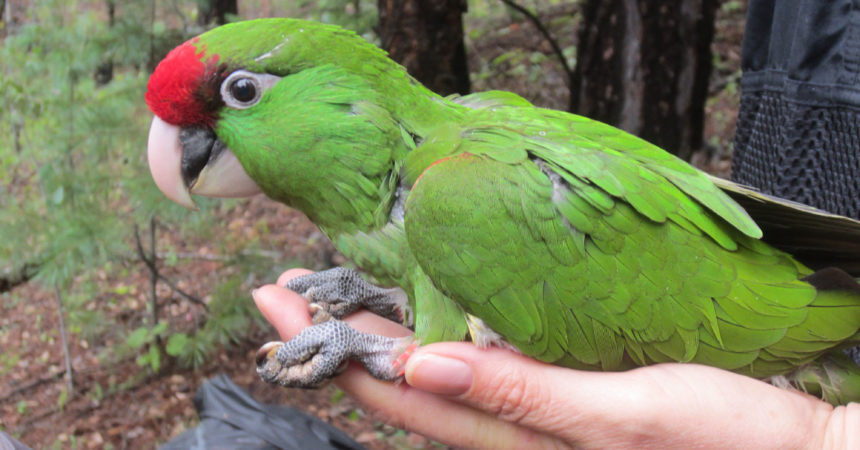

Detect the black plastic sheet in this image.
[159,375,364,450]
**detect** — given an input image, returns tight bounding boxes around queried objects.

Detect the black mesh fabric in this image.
[731,0,860,220]
[732,91,860,219]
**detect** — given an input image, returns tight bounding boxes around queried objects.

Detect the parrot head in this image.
[145,18,424,219]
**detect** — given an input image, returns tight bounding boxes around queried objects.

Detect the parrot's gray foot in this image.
[256,320,414,388]
[285,267,412,326]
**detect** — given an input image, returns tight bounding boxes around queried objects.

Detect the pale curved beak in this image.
[146,116,262,209]
[147,116,194,208]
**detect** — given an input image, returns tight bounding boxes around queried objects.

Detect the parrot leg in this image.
[285,267,412,326]
[256,320,414,388]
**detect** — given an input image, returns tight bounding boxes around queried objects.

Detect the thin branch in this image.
[148,216,158,329]
[133,223,209,312]
[2,369,67,399]
[155,249,285,262]
[53,287,74,394]
[499,0,576,111]
[155,269,209,311]
[148,0,155,69]
[16,367,154,430]
[113,249,284,263]
[0,365,104,401]
[17,405,63,428]
[167,0,189,32]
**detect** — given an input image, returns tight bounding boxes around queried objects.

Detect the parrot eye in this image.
[230,78,257,103]
[220,70,281,110]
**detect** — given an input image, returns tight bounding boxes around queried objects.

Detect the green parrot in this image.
[145,18,860,404]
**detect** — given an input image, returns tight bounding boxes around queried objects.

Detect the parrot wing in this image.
[404,106,860,374]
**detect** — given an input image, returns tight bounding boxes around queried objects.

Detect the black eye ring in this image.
[229,78,257,103]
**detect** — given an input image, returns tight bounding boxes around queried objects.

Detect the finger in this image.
[404,342,611,439]
[335,364,561,449]
[253,284,312,339]
[404,342,704,445]
[252,284,561,448]
[254,282,411,339]
[276,267,314,287]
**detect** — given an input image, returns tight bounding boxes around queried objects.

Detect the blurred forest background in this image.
[0,0,746,448]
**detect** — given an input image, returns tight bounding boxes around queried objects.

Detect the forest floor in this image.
[1,198,418,449]
[0,4,746,449]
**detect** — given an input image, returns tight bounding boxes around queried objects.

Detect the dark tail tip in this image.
[802,267,860,295]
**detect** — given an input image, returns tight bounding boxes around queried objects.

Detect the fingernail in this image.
[251,288,259,300]
[405,353,473,396]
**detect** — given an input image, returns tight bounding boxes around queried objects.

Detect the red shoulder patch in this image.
[145,40,221,126]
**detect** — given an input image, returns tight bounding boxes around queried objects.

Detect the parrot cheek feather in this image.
[191,148,263,198]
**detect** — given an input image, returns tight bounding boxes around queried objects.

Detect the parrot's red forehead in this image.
[145,38,223,126]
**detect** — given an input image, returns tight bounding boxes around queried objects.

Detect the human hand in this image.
[254,269,858,449]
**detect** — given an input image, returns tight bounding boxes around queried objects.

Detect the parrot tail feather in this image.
[802,267,860,295]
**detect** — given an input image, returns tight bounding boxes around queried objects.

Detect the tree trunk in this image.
[197,0,237,27]
[0,262,40,293]
[377,0,470,96]
[1,0,28,38]
[572,0,717,160]
[94,0,115,86]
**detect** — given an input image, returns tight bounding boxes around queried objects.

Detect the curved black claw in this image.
[285,267,412,325]
[256,320,409,389]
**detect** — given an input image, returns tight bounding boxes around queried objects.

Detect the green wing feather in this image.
[404,105,860,379]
